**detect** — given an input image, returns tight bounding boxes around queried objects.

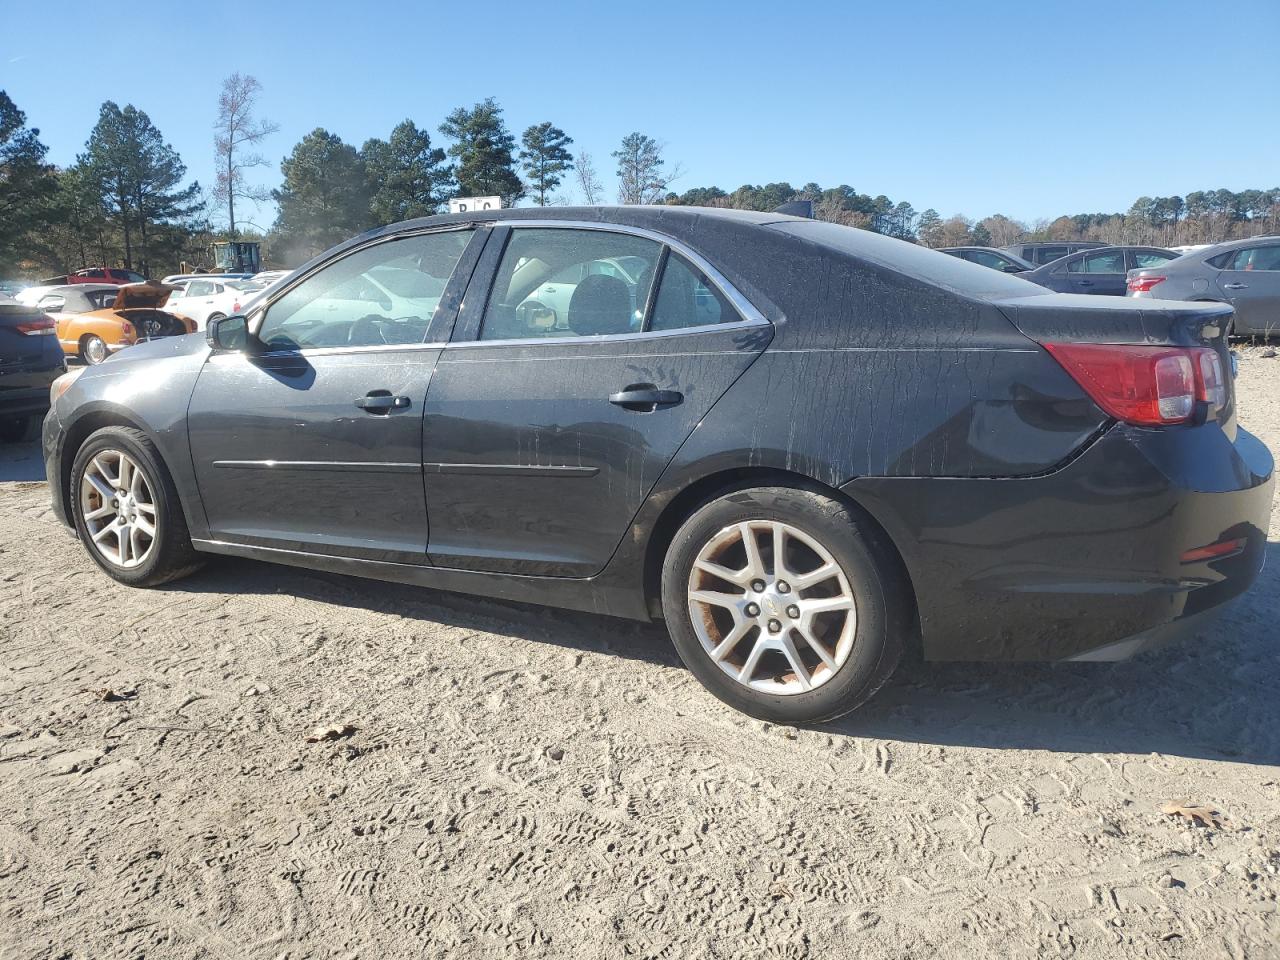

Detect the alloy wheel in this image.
[79,449,159,569]
[687,520,857,695]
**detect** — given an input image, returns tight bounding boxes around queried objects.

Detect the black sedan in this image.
[1021,245,1179,296]
[1,296,64,443]
[42,208,1273,723]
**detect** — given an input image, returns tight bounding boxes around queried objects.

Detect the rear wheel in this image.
[70,427,203,587]
[661,486,909,723]
[80,334,109,365]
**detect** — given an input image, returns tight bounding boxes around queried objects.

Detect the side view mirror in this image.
[206,314,250,352]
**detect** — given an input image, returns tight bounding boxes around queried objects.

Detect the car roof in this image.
[43,283,121,295]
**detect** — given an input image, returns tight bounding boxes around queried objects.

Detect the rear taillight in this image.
[15,315,55,336]
[232,301,241,312]
[1127,275,1166,293]
[1044,342,1225,426]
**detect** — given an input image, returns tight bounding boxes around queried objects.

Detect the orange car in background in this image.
[53,281,195,364]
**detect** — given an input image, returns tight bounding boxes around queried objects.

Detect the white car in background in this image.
[163,277,269,330]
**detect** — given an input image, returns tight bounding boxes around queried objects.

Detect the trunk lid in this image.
[111,281,176,310]
[995,292,1237,433]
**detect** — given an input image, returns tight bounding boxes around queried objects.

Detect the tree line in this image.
[2,82,1278,279]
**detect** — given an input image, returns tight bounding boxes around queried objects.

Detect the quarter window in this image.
[479,229,662,340]
[257,230,471,350]
[649,254,740,331]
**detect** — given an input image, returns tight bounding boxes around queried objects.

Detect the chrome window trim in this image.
[466,219,769,345]
[444,316,767,351]
[208,341,448,362]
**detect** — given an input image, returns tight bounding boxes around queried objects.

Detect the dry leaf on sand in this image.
[1160,800,1226,830]
[305,723,357,744]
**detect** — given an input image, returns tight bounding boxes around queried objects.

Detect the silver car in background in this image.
[1127,236,1280,337]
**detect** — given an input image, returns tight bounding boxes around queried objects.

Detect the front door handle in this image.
[609,384,683,412]
[355,392,411,414]
[1223,282,1248,290]
[1075,279,1093,286]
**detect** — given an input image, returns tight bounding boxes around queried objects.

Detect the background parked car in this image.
[54,281,195,364]
[31,283,122,317]
[1127,236,1280,337]
[164,277,269,330]
[1001,240,1107,266]
[939,247,1033,273]
[0,295,64,442]
[1021,246,1178,296]
[39,267,147,286]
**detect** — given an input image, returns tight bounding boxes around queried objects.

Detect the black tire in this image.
[70,426,203,587]
[80,334,108,365]
[660,486,910,724]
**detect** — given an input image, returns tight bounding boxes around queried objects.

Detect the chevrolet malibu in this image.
[43,208,1274,723]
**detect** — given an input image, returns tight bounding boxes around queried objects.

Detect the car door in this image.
[1065,249,1127,295]
[186,226,482,564]
[1215,243,1280,335]
[421,223,772,577]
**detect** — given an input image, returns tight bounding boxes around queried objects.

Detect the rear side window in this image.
[649,255,740,331]
[965,250,1011,270]
[1069,251,1125,274]
[480,229,662,340]
[1132,251,1174,269]
[1035,246,1070,264]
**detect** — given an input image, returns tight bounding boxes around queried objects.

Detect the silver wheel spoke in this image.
[117,456,131,494]
[134,516,156,538]
[84,503,114,521]
[739,523,765,579]
[779,631,813,690]
[801,596,854,616]
[694,557,750,587]
[90,522,116,544]
[87,471,115,501]
[710,619,752,662]
[135,500,157,517]
[771,523,789,580]
[117,524,131,565]
[795,621,838,671]
[791,562,838,590]
[690,589,743,611]
[91,455,117,487]
[738,636,768,684]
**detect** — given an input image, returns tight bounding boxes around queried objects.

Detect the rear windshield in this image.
[768,220,1046,300]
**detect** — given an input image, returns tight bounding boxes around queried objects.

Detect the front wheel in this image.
[661,486,910,724]
[70,426,203,587]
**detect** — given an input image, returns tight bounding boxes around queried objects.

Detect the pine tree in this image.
[438,98,523,206]
[271,129,371,260]
[362,120,453,225]
[518,122,573,206]
[0,90,57,273]
[613,133,675,204]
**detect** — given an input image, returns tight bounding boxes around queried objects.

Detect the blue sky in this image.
[3,0,1277,228]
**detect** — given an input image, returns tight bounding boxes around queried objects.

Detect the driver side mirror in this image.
[206,314,250,352]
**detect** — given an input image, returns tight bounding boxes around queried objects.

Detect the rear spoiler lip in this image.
[992,293,1233,348]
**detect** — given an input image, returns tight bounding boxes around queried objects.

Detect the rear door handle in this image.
[1223,282,1248,290]
[356,392,411,414]
[609,384,683,412]
[1075,279,1093,286]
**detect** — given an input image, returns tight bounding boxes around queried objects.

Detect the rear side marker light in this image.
[1127,276,1166,293]
[1180,537,1247,563]
[1044,342,1225,426]
[16,316,56,335]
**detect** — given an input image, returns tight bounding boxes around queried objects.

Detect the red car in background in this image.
[40,267,147,286]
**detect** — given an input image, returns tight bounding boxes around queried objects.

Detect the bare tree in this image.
[213,73,279,235]
[612,133,681,204]
[575,150,602,204]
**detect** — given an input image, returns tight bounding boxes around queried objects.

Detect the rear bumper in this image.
[0,355,62,419]
[844,422,1274,662]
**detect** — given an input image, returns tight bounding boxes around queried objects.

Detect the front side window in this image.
[1229,245,1280,271]
[187,280,214,297]
[480,229,662,340]
[966,250,1009,270]
[257,230,471,350]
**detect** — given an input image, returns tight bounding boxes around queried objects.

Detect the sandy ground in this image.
[1,354,1279,960]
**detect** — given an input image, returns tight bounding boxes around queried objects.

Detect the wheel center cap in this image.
[762,594,782,617]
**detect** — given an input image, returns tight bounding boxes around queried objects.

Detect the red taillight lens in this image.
[1180,537,1247,563]
[232,301,241,312]
[1127,275,1166,293]
[15,315,56,336]
[1044,343,1225,426]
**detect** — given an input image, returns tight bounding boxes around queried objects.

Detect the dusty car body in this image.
[42,207,1274,722]
[52,281,195,364]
